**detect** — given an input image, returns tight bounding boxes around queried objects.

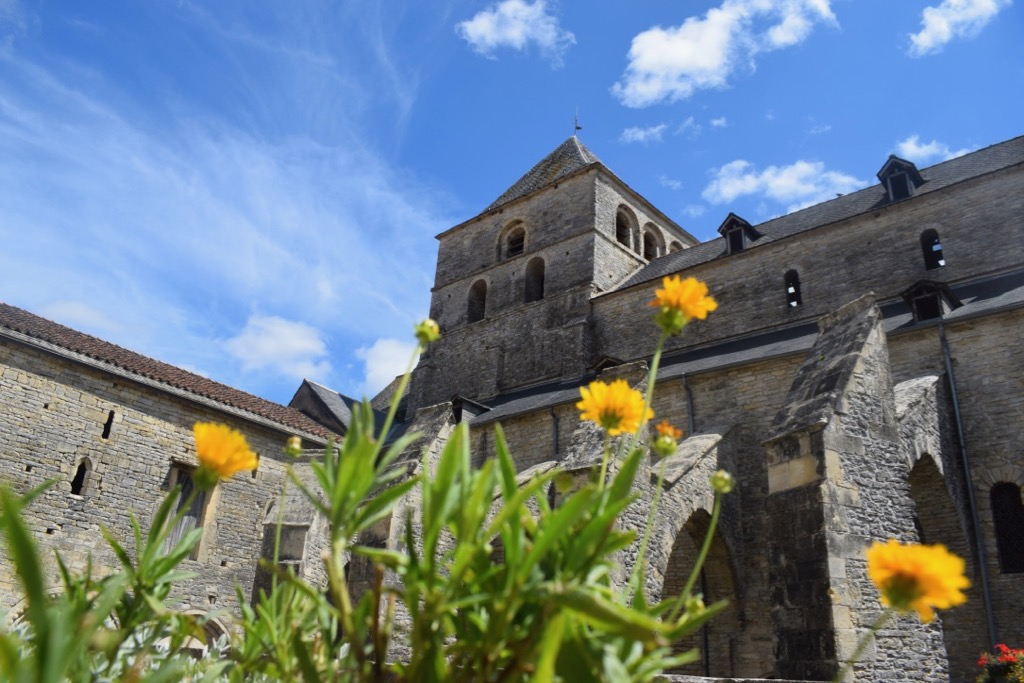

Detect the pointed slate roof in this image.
[486,136,601,211]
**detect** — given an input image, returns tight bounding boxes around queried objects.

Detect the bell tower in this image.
[406,136,697,412]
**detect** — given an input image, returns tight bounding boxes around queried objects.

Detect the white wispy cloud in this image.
[676,116,702,137]
[355,337,418,398]
[225,315,331,380]
[895,135,974,163]
[908,0,1011,57]
[612,0,837,107]
[456,0,575,66]
[710,116,728,128]
[659,175,684,191]
[620,123,668,144]
[682,204,707,218]
[0,11,446,402]
[702,158,866,213]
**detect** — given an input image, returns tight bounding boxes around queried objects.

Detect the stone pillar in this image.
[763,295,948,681]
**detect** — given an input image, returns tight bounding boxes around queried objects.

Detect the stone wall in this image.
[0,337,313,622]
[592,163,1024,368]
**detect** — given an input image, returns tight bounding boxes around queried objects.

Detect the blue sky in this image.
[0,0,1020,405]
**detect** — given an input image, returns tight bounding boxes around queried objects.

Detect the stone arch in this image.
[468,279,487,323]
[909,454,973,675]
[669,240,684,253]
[615,206,638,251]
[642,223,665,261]
[662,508,740,676]
[991,482,1024,573]
[524,257,545,303]
[498,221,526,261]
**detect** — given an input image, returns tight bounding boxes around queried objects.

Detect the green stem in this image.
[597,432,612,491]
[636,330,670,440]
[630,455,668,595]
[270,469,290,592]
[379,341,425,446]
[671,489,722,621]
[832,610,893,682]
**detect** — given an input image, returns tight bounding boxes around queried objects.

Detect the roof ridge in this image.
[485,136,603,212]
[0,303,336,440]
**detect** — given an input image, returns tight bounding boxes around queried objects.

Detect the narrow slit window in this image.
[920,229,945,270]
[525,257,545,303]
[70,458,91,496]
[468,280,487,323]
[101,410,115,439]
[785,270,802,307]
[992,482,1024,573]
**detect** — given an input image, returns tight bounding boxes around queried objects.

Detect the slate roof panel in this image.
[618,136,1024,290]
[486,136,601,211]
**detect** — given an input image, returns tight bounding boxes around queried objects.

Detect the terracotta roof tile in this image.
[0,303,337,441]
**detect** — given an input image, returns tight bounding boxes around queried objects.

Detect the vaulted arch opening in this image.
[909,455,974,679]
[616,208,636,250]
[920,229,945,270]
[784,270,802,308]
[662,509,739,676]
[643,231,658,260]
[468,280,487,323]
[992,482,1024,574]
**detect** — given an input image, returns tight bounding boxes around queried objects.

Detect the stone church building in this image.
[1,134,1023,681]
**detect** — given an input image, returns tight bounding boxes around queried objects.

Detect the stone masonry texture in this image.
[2,134,1024,682]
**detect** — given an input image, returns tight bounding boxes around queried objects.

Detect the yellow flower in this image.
[193,423,258,487]
[652,420,683,457]
[576,379,653,436]
[649,275,717,334]
[655,420,683,440]
[866,539,970,623]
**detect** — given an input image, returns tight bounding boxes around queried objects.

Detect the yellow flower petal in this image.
[193,423,258,482]
[649,275,718,321]
[576,379,653,436]
[866,539,969,623]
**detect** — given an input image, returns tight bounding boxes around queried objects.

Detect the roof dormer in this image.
[717,213,762,255]
[877,155,925,203]
[900,280,961,323]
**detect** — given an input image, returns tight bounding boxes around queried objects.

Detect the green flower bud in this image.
[415,318,441,345]
[710,469,735,494]
[285,435,303,458]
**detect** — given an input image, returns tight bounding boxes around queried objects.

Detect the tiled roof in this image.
[618,135,1024,290]
[0,303,336,441]
[486,136,601,211]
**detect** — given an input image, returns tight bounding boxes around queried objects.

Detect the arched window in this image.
[505,226,525,259]
[525,257,545,303]
[468,280,487,323]
[992,482,1024,573]
[669,241,683,253]
[920,229,945,270]
[615,210,633,249]
[70,457,91,496]
[785,270,802,307]
[643,231,658,260]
